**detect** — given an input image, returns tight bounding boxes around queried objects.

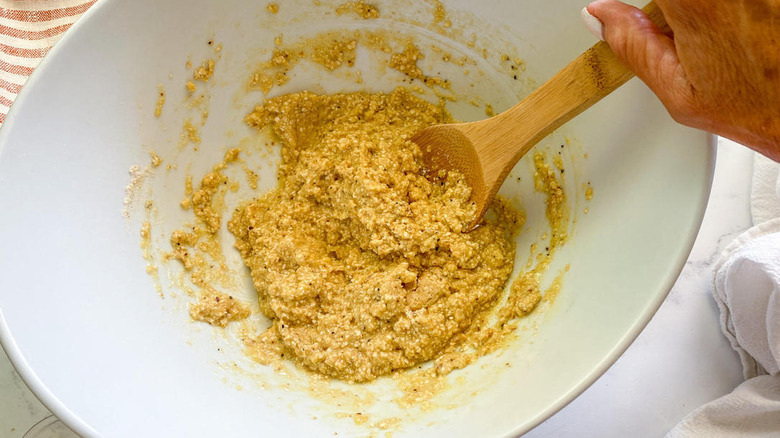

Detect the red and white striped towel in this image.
[0,0,97,124]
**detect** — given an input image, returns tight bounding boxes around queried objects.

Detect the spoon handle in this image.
[474,1,670,176]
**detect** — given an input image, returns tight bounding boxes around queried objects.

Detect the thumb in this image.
[586,0,695,122]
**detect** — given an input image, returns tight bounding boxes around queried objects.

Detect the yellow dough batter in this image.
[228,88,525,382]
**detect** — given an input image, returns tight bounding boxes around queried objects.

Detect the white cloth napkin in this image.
[667,152,780,437]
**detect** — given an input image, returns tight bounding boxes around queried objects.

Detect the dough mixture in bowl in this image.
[229,88,525,382]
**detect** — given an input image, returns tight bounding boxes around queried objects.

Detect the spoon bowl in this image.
[413,1,669,229]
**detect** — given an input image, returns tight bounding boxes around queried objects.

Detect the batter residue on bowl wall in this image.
[141,0,581,419]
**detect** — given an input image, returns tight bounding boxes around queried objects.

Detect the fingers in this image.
[581,7,605,40]
[586,0,697,124]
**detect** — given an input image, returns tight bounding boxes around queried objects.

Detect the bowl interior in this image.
[0,0,712,437]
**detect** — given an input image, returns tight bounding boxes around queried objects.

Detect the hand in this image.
[586,0,780,161]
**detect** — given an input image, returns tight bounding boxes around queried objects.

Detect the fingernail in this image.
[581,6,605,41]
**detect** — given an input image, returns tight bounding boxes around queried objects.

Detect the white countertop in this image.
[0,138,753,437]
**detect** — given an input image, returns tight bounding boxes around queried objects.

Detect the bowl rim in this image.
[0,1,718,436]
[515,132,715,436]
[0,2,110,437]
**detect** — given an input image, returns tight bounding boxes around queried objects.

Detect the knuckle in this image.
[664,94,701,126]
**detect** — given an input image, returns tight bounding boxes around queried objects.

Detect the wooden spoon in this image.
[412,1,670,229]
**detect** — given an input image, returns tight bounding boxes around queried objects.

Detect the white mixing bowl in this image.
[0,0,713,436]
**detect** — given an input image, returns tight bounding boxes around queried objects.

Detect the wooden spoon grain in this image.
[412,1,670,230]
